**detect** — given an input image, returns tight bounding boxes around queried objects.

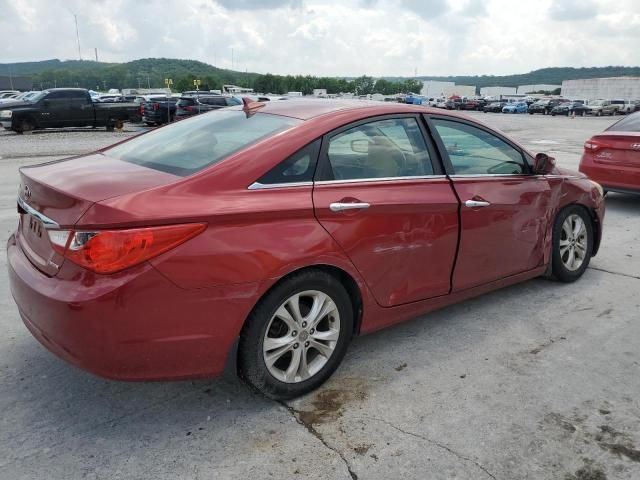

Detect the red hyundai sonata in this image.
[8,99,604,399]
[579,111,640,195]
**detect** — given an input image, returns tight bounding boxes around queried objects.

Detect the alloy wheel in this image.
[262,290,340,383]
[559,214,588,271]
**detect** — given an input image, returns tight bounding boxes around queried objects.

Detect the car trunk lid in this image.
[17,153,180,276]
[589,132,640,167]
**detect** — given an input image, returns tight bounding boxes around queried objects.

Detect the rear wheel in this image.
[238,270,353,399]
[551,206,594,282]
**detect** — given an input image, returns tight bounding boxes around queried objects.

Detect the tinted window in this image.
[176,98,196,107]
[107,110,300,176]
[606,112,640,132]
[200,97,227,106]
[227,97,242,106]
[432,119,526,175]
[323,117,433,181]
[257,140,320,185]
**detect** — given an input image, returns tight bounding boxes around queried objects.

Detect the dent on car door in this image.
[312,115,459,307]
[427,116,552,291]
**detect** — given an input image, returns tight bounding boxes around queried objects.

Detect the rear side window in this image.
[257,140,320,185]
[606,112,640,132]
[176,98,196,107]
[107,110,300,176]
[201,97,227,106]
[227,97,242,106]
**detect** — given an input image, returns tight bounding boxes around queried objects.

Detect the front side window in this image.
[322,117,434,181]
[107,110,300,176]
[431,119,527,175]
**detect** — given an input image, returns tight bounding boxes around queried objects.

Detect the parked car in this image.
[141,97,178,126]
[458,98,482,110]
[483,101,507,113]
[175,95,242,118]
[550,102,590,116]
[0,90,20,98]
[436,98,448,108]
[579,112,640,195]
[0,91,40,105]
[0,88,139,133]
[528,99,567,115]
[444,98,462,110]
[8,100,604,399]
[587,100,620,117]
[617,100,639,114]
[502,102,528,113]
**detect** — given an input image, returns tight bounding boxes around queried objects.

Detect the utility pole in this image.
[8,66,14,90]
[231,48,234,70]
[95,47,98,62]
[74,14,82,60]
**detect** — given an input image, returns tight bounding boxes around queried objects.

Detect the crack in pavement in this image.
[279,401,358,480]
[588,266,640,280]
[357,416,498,480]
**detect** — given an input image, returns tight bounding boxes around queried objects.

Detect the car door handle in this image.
[465,200,491,208]
[329,202,370,212]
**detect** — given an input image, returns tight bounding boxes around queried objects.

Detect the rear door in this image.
[427,115,552,291]
[69,92,95,126]
[313,115,459,307]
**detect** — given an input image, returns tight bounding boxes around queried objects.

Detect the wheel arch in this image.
[224,263,364,378]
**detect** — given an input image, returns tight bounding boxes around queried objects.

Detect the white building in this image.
[444,85,476,97]
[561,77,640,100]
[480,86,517,97]
[517,84,561,94]
[420,81,455,97]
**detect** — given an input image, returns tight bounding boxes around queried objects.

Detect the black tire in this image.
[16,117,35,135]
[238,269,353,400]
[145,122,155,127]
[551,205,594,283]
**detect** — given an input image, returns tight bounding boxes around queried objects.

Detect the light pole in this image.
[164,78,173,123]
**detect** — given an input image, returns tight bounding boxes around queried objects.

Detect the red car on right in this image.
[580,112,640,195]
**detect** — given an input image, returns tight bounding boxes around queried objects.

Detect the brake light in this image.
[584,139,611,152]
[47,224,206,274]
[153,103,160,111]
[139,104,144,115]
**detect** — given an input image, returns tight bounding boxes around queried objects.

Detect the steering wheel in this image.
[487,161,524,175]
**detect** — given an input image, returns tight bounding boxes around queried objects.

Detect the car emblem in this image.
[632,144,640,151]
[23,184,32,199]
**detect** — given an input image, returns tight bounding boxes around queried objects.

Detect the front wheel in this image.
[551,206,594,282]
[238,270,353,399]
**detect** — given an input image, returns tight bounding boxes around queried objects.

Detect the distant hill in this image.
[415,66,640,89]
[1,58,639,94]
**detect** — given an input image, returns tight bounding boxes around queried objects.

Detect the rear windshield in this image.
[106,110,300,176]
[606,112,640,132]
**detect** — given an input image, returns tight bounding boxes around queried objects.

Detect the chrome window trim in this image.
[248,181,313,190]
[449,173,531,178]
[314,175,447,185]
[17,196,60,229]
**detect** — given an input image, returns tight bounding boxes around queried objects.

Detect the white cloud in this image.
[0,0,639,76]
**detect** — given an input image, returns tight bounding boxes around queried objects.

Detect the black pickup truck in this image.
[0,88,139,134]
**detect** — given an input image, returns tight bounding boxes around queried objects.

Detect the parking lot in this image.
[1,113,639,480]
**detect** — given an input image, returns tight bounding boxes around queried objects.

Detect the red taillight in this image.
[139,104,144,114]
[184,106,193,112]
[584,139,611,152]
[47,224,206,274]
[153,103,160,111]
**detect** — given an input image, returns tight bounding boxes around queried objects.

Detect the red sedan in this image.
[8,99,605,399]
[580,112,640,195]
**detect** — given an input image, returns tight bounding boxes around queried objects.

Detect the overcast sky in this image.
[1,0,639,77]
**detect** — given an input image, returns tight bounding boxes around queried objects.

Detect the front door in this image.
[313,115,459,307]
[428,116,552,291]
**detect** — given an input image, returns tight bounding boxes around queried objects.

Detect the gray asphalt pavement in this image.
[1,114,639,480]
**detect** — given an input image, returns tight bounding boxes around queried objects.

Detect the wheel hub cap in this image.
[559,214,588,271]
[262,290,341,383]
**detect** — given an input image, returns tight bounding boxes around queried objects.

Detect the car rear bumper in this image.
[579,158,640,194]
[7,234,258,381]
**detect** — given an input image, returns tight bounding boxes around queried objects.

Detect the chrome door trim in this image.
[248,181,313,190]
[449,174,530,178]
[17,196,60,229]
[329,202,370,212]
[315,175,448,185]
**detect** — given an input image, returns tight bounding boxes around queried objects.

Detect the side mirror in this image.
[350,139,370,154]
[534,153,556,175]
